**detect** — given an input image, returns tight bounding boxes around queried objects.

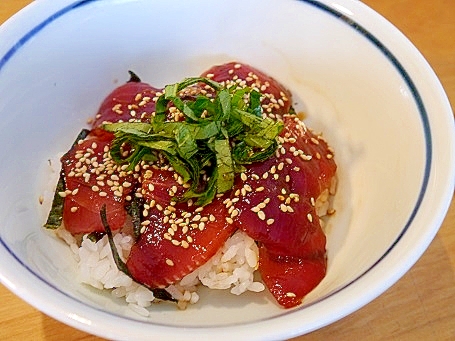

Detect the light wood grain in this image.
[0,0,454,340]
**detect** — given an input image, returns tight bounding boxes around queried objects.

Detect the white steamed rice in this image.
[57,227,264,315]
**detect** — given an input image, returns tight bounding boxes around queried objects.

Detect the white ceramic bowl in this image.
[0,0,453,340]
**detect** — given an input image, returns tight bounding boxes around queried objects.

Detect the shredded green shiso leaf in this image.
[103,77,284,206]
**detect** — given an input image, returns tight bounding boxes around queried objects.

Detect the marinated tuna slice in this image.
[60,128,136,234]
[227,114,336,307]
[92,81,161,128]
[258,246,326,308]
[126,168,236,288]
[230,114,336,257]
[201,61,292,117]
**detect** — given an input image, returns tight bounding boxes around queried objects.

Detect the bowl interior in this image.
[0,0,447,338]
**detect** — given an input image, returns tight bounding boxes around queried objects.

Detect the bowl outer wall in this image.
[0,0,453,340]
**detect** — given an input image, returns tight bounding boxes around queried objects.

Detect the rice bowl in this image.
[0,0,453,340]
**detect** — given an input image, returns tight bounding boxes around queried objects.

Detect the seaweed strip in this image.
[125,195,143,240]
[44,129,90,229]
[43,168,66,229]
[100,205,175,303]
[127,70,141,83]
[100,205,131,276]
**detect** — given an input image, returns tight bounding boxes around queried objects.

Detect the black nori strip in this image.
[44,129,90,230]
[86,231,105,243]
[43,168,66,230]
[127,70,141,83]
[100,205,131,275]
[100,205,176,303]
[125,195,143,240]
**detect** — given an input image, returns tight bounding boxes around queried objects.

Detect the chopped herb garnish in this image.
[103,77,283,206]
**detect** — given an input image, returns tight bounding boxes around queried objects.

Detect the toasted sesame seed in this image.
[311,137,320,145]
[257,210,266,220]
[286,292,296,298]
[307,213,313,222]
[165,258,174,266]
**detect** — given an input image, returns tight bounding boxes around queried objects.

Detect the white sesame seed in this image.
[257,210,266,220]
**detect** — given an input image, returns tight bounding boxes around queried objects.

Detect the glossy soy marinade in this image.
[49,62,337,308]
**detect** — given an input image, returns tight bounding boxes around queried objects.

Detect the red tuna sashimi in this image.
[61,128,136,234]
[230,115,336,258]
[201,61,292,118]
[92,81,161,128]
[227,114,336,307]
[126,167,236,288]
[259,246,327,308]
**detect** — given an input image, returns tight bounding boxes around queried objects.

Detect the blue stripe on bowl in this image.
[0,0,433,329]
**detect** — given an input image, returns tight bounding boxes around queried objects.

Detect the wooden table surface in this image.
[1,0,454,340]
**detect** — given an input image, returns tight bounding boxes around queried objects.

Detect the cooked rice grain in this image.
[59,228,262,316]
